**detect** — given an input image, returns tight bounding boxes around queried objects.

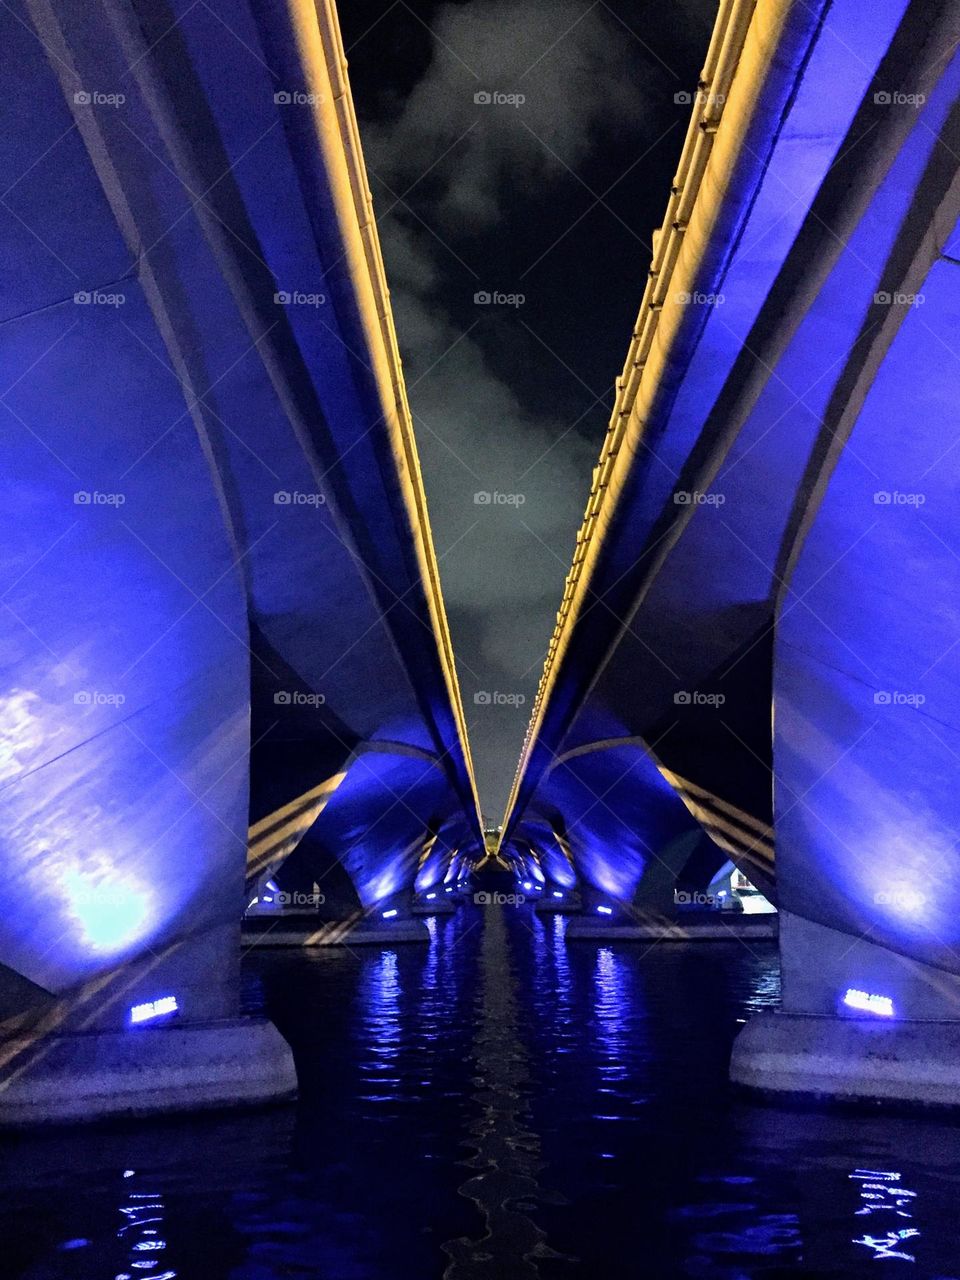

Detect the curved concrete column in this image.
[733,2,960,1103]
[0,0,476,1120]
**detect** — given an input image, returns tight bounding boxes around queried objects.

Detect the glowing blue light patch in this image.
[64,869,152,955]
[844,988,894,1017]
[597,905,613,916]
[382,909,398,919]
[553,891,564,899]
[445,886,453,893]
[523,881,532,891]
[426,892,436,900]
[129,996,178,1025]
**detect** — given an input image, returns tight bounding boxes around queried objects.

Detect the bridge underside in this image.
[503,0,960,1103]
[0,0,478,1121]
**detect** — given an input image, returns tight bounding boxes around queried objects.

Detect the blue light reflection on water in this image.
[358,949,402,1101]
[509,908,960,1279]
[115,1170,176,1280]
[1,907,959,1278]
[851,1168,921,1263]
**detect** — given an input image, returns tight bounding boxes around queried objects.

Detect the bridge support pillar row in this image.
[731,913,960,1108]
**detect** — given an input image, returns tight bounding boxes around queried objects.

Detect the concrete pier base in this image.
[242,917,429,947]
[566,914,778,941]
[731,1011,960,1108]
[0,1018,297,1127]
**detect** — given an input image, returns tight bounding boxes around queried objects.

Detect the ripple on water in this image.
[2,911,960,1277]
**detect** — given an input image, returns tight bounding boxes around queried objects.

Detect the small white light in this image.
[426,892,436,900]
[553,891,563,899]
[597,905,613,916]
[382,909,398,919]
[130,996,178,1025]
[843,987,894,1017]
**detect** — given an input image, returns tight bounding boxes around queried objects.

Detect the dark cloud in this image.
[351,0,711,817]
[362,0,648,231]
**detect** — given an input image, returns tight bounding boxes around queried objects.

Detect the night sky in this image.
[337,0,717,820]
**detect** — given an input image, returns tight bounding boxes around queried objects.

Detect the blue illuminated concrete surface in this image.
[5,0,960,1125]
[0,0,479,1123]
[731,913,960,1104]
[497,0,960,1105]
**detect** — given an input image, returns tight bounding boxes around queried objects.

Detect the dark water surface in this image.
[2,905,959,1278]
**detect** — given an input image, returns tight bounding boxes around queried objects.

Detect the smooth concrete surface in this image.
[566,915,778,940]
[0,1018,297,1127]
[242,919,429,947]
[0,0,480,1126]
[775,912,960,1019]
[731,1010,960,1108]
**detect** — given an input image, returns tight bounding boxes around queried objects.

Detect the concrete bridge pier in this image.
[731,912,960,1107]
[0,924,297,1128]
[732,189,960,1103]
[0,0,482,1123]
